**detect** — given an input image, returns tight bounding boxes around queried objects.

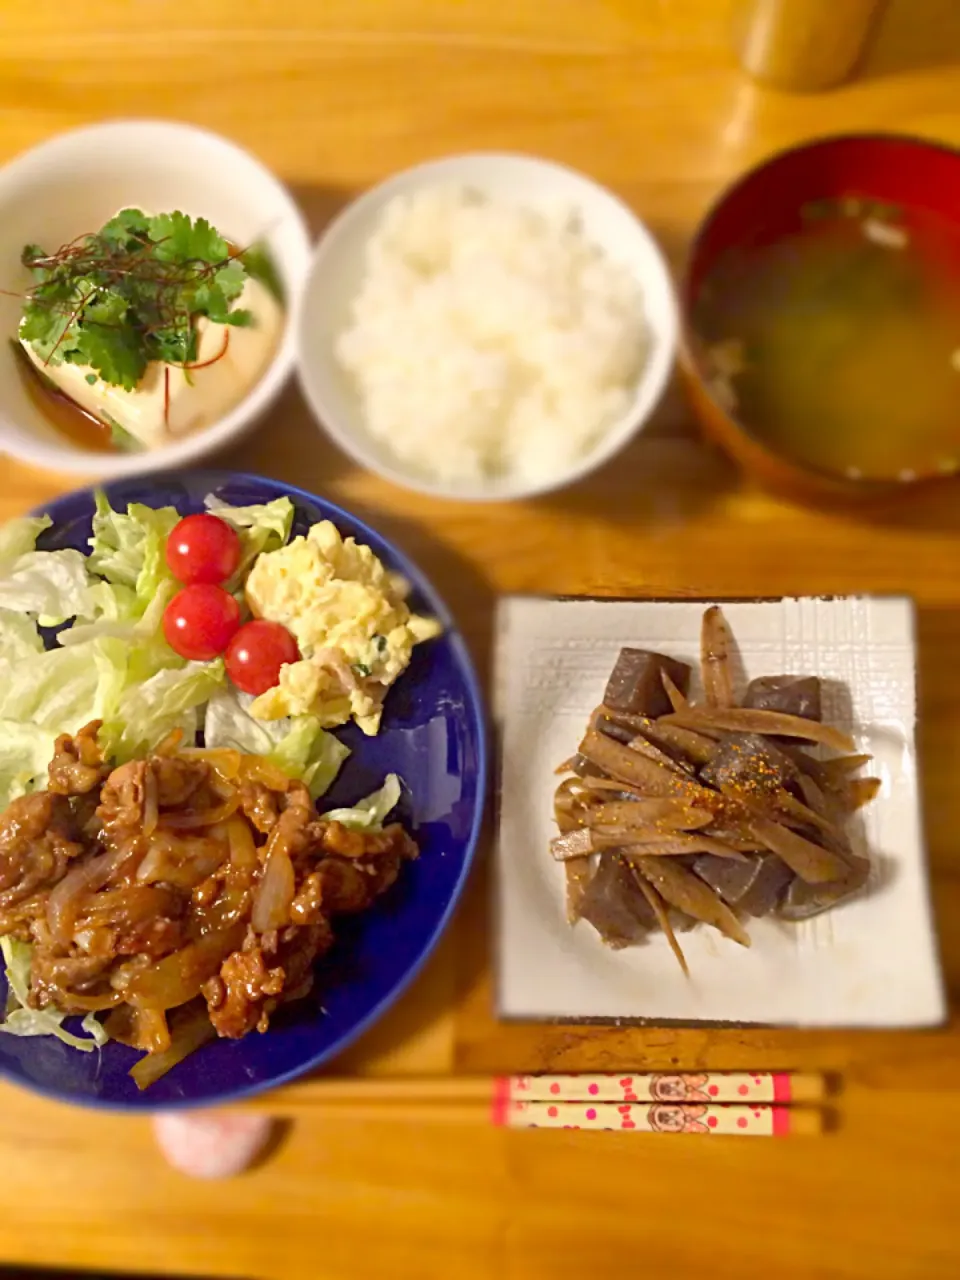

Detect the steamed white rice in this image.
[335,185,649,488]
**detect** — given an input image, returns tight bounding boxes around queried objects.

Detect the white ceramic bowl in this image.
[0,120,310,478]
[296,152,679,501]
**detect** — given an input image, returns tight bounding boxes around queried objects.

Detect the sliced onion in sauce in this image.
[142,766,159,838]
[46,843,138,946]
[251,848,295,933]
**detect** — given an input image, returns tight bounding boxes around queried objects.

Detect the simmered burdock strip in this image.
[660,704,855,752]
[632,856,751,946]
[550,605,879,969]
[700,605,736,708]
[577,728,714,802]
[592,705,716,766]
[747,818,850,885]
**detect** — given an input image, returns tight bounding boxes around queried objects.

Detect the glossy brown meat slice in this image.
[578,852,658,948]
[313,820,418,862]
[603,648,691,719]
[276,919,335,1001]
[239,781,278,834]
[29,952,115,1011]
[206,917,336,1040]
[204,929,285,1038]
[744,676,822,722]
[47,721,109,796]
[0,792,82,917]
[314,858,377,913]
[152,756,208,807]
[95,760,148,835]
[0,724,424,1086]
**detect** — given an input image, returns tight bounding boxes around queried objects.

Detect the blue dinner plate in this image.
[0,471,487,1110]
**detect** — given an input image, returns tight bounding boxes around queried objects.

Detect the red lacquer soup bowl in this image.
[680,134,960,505]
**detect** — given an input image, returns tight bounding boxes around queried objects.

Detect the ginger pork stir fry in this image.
[0,722,415,1086]
[552,607,880,972]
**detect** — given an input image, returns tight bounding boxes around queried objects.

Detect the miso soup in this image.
[694,200,960,481]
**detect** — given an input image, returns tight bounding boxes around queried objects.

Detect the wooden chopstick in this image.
[240,1096,821,1135]
[244,1070,824,1107]
[240,1072,825,1134]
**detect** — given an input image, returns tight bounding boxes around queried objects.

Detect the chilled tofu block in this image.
[20,277,283,450]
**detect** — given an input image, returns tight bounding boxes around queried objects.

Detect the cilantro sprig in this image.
[18,209,257,391]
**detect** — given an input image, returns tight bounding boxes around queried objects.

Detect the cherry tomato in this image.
[166,514,242,586]
[163,584,241,661]
[225,620,300,696]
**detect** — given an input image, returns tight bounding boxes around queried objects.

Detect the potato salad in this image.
[245,520,441,733]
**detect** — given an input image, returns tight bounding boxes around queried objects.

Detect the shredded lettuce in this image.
[85,578,138,623]
[0,609,43,660]
[203,493,294,583]
[62,495,191,708]
[323,774,402,831]
[0,547,94,625]
[203,689,350,798]
[203,493,293,542]
[0,611,115,805]
[58,575,177,653]
[0,937,106,1052]
[87,491,179,607]
[0,720,58,809]
[101,658,225,762]
[0,636,128,731]
[0,514,52,565]
[273,719,351,799]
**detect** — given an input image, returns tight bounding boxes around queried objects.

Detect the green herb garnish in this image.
[353,662,372,678]
[239,241,285,304]
[18,208,253,391]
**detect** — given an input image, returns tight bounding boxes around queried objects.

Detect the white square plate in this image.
[495,596,946,1027]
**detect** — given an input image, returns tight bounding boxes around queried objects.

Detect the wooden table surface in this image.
[1,1,960,1277]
